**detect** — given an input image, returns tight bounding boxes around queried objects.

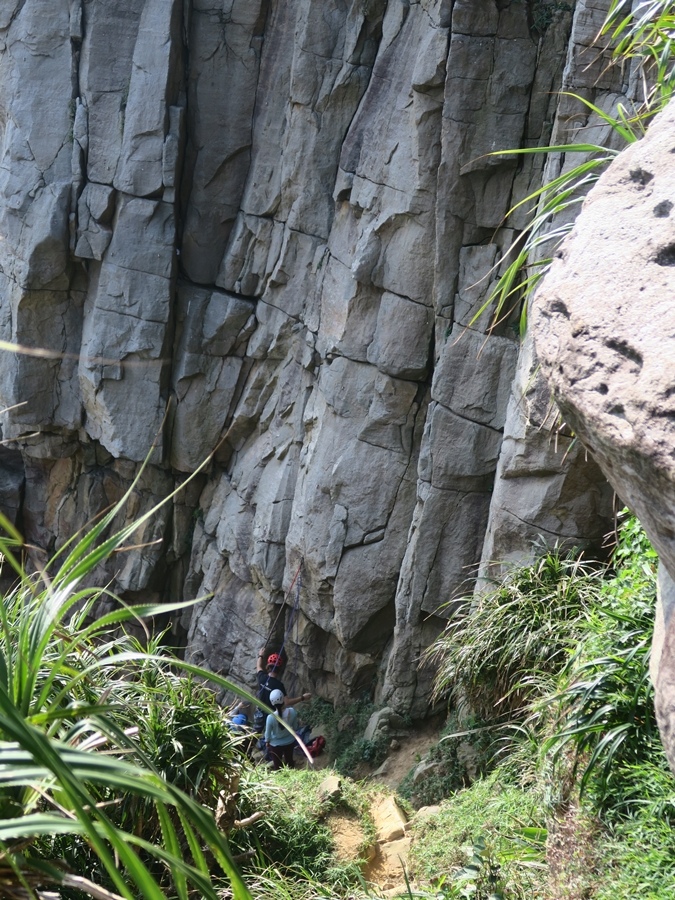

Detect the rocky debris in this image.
[337,714,357,733]
[318,775,342,805]
[364,709,393,744]
[412,759,443,785]
[532,99,675,771]
[372,795,407,843]
[324,786,411,893]
[364,794,411,892]
[457,740,481,783]
[365,836,412,893]
[412,804,442,823]
[371,759,390,778]
[364,707,407,742]
[0,0,623,712]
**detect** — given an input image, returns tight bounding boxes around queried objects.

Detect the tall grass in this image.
[538,515,661,815]
[429,514,662,819]
[417,514,671,897]
[605,0,675,110]
[427,550,605,724]
[0,461,256,900]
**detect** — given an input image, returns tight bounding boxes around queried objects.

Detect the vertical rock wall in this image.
[0,0,617,712]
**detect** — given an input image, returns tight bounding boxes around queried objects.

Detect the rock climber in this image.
[254,647,311,742]
[255,646,311,711]
[264,688,298,770]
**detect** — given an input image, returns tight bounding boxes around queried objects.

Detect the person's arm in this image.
[284,691,311,706]
[256,646,266,673]
[265,714,273,744]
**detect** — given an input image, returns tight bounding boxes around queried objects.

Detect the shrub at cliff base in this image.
[405,513,675,899]
[0,467,261,900]
[302,696,391,776]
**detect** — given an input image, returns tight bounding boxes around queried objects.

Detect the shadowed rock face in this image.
[0,0,618,710]
[533,100,675,769]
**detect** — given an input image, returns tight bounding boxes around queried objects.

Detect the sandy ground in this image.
[328,808,368,861]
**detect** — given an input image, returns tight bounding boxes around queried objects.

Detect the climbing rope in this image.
[272,569,302,693]
[279,570,302,695]
[247,561,304,714]
[261,558,302,646]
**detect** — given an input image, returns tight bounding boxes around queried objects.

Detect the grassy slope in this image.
[253,515,674,899]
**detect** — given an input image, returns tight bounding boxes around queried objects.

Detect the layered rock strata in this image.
[0,0,619,711]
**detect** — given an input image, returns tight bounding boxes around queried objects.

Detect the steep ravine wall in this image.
[0,0,618,712]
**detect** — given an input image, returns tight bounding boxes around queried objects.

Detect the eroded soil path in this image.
[313,722,443,895]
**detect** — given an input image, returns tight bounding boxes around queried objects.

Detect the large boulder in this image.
[533,100,675,769]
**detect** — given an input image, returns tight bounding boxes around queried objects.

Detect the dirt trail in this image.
[317,722,443,895]
[371,727,442,790]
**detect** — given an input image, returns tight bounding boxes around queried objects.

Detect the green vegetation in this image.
[241,513,669,899]
[242,768,375,882]
[0,467,381,900]
[0,460,668,900]
[428,551,605,723]
[605,0,675,109]
[407,774,548,898]
[0,466,255,900]
[400,511,675,899]
[304,697,390,776]
[540,519,660,814]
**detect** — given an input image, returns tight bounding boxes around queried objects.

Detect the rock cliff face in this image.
[0,0,619,711]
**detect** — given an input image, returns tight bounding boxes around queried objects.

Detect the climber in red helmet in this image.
[254,646,311,739]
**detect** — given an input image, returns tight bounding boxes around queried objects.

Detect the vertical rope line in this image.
[277,568,302,695]
[288,571,302,696]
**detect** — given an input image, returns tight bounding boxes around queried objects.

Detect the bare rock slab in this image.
[372,794,408,843]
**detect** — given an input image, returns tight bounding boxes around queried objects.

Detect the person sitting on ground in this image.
[229,700,252,730]
[264,689,298,770]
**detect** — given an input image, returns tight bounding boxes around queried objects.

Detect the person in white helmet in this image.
[264,688,298,770]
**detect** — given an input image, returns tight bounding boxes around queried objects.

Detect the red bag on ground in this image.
[306,735,326,757]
